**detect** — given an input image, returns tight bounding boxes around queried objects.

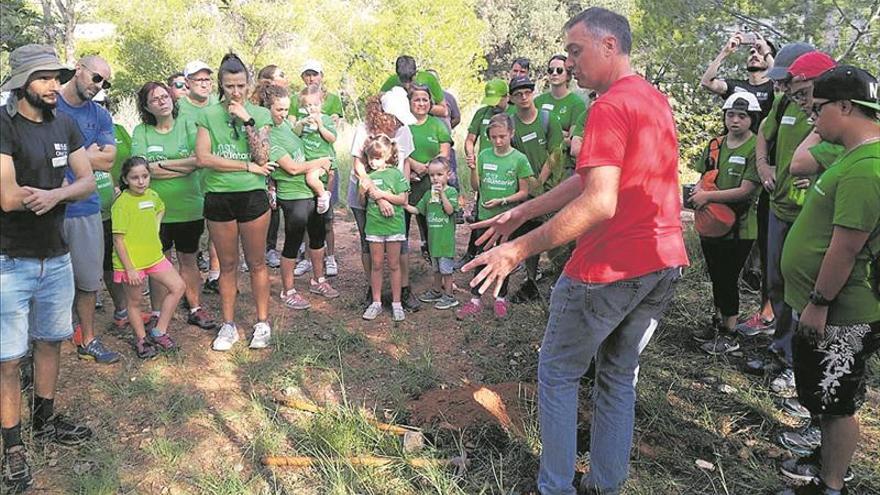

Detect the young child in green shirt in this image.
[111,157,187,359]
[359,135,411,322]
[292,85,336,214]
[404,157,460,310]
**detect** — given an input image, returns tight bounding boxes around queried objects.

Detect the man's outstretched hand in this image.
[469,207,525,249]
[461,240,526,298]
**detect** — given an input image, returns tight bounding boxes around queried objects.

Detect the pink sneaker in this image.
[455,300,483,320]
[735,313,775,337]
[493,299,510,320]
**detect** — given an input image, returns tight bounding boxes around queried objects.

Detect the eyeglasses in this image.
[81,65,111,90]
[149,94,171,105]
[510,90,532,99]
[547,67,566,75]
[188,77,212,85]
[172,81,186,89]
[811,100,837,117]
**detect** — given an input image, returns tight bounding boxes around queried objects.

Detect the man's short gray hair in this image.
[564,7,632,55]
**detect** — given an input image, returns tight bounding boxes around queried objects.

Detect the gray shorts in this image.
[63,213,104,292]
[432,257,455,275]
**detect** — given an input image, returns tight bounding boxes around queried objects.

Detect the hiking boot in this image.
[779,426,822,456]
[780,398,811,420]
[392,304,406,322]
[310,277,340,299]
[494,299,510,319]
[294,258,312,276]
[33,414,93,446]
[202,278,220,294]
[77,337,120,364]
[212,322,240,352]
[281,289,311,310]
[777,478,849,495]
[134,338,159,360]
[187,308,217,329]
[2,445,32,494]
[266,248,281,268]
[510,280,540,304]
[700,335,741,355]
[434,294,459,310]
[324,255,339,277]
[249,322,271,349]
[401,286,421,312]
[736,313,775,337]
[771,368,797,397]
[456,300,483,320]
[148,332,177,351]
[362,302,382,321]
[418,289,444,303]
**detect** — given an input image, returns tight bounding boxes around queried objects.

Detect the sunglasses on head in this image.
[547,67,566,75]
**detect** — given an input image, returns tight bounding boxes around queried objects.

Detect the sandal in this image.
[280,289,310,310]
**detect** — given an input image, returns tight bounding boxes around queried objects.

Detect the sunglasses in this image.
[547,67,567,75]
[172,81,186,89]
[81,65,111,90]
[811,100,837,117]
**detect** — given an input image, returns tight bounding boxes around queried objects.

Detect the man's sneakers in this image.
[771,368,797,397]
[249,322,271,349]
[33,415,93,446]
[77,337,120,364]
[212,322,240,351]
[778,477,849,495]
[779,398,811,420]
[780,448,854,484]
[265,248,281,269]
[701,335,741,355]
[779,426,822,457]
[736,313,775,337]
[294,259,313,277]
[187,308,217,330]
[324,255,339,277]
[2,445,32,494]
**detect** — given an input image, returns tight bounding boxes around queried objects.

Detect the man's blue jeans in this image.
[537,267,680,495]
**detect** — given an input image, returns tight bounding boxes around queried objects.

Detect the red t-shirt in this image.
[564,75,688,283]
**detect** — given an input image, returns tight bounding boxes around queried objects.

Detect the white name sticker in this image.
[729,156,746,165]
[481,119,490,125]
[541,104,554,111]
[521,132,538,143]
[781,116,797,126]
[51,155,68,168]
[146,145,164,153]
[483,163,498,171]
[372,179,384,186]
[138,201,155,210]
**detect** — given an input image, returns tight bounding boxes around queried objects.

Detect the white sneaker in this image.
[316,191,331,214]
[212,322,239,351]
[249,321,271,349]
[362,302,382,321]
[266,249,281,268]
[324,255,338,277]
[294,258,312,276]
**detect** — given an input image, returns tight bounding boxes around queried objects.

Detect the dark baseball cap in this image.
[508,76,535,94]
[766,42,814,81]
[813,65,880,113]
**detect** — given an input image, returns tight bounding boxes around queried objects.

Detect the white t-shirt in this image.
[347,124,414,209]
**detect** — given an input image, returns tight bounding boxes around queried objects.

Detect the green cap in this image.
[482,78,509,106]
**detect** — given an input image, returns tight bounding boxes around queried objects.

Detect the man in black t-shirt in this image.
[0,44,97,493]
[701,31,777,120]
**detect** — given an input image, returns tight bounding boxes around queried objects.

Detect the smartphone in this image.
[740,32,757,46]
[682,184,696,210]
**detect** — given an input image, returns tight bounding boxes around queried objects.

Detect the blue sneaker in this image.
[77,337,120,364]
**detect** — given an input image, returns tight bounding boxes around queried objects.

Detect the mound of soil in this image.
[408,382,535,435]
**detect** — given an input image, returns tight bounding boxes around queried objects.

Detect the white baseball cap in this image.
[301,59,323,74]
[184,60,212,78]
[722,91,761,112]
[380,86,416,126]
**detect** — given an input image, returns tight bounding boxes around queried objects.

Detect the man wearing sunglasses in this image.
[56,55,121,365]
[166,72,187,103]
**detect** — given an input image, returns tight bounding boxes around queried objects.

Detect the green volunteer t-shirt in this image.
[408,115,452,205]
[98,124,130,221]
[177,94,219,123]
[111,189,166,271]
[477,147,533,221]
[467,106,502,155]
[131,119,204,223]
[512,111,564,191]
[809,140,846,172]
[365,167,410,237]
[571,109,588,139]
[380,71,444,104]
[195,101,272,193]
[299,114,337,161]
[781,142,880,325]
[109,124,131,186]
[534,91,587,168]
[762,97,813,222]
[693,135,760,240]
[269,120,315,201]
[415,185,459,258]
[288,92,344,119]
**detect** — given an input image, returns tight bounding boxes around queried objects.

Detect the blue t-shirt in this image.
[56,94,115,218]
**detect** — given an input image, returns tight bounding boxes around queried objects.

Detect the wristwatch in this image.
[809,289,834,306]
[243,118,256,127]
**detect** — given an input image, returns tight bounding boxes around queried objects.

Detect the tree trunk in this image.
[39,0,56,46]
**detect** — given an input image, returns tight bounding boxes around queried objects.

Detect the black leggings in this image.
[701,238,754,317]
[278,198,325,259]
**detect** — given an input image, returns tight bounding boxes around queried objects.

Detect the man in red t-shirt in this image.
[463,7,688,495]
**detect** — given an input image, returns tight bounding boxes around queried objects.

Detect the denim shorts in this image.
[432,257,455,275]
[0,253,75,361]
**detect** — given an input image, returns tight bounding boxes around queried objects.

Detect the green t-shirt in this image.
[533,91,587,169]
[111,189,166,271]
[762,97,813,222]
[288,92,344,119]
[467,106,502,155]
[177,94,219,123]
[298,114,337,161]
[477,147,533,221]
[781,142,880,325]
[809,140,846,172]
[131,119,204,223]
[512,111,564,191]
[365,167,410,237]
[408,116,453,205]
[693,135,760,240]
[269,120,315,201]
[380,71,444,104]
[571,109,588,139]
[98,124,131,221]
[415,185,459,258]
[195,101,272,193]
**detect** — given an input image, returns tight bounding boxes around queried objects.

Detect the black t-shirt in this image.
[0,107,83,258]
[722,78,775,121]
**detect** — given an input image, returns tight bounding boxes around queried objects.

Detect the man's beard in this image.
[746,65,767,73]
[24,88,57,112]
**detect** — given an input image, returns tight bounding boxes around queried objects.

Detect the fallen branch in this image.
[262,455,460,469]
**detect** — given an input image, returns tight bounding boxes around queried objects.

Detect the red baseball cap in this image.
[788,52,836,81]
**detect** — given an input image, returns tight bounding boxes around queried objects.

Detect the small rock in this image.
[730,351,744,357]
[48,458,58,467]
[234,463,244,473]
[695,459,715,471]
[464,441,476,450]
[131,377,137,382]
[402,431,425,453]
[509,360,518,366]
[73,462,91,475]
[738,447,751,461]
[718,384,738,394]
[318,333,332,341]
[701,376,718,385]
[142,427,151,433]
[513,351,522,358]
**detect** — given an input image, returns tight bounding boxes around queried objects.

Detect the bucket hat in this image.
[0,44,74,92]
